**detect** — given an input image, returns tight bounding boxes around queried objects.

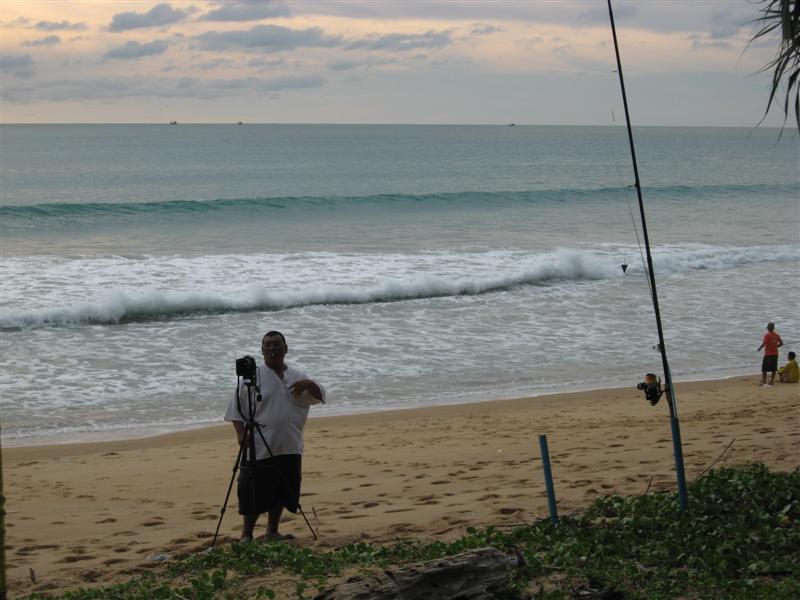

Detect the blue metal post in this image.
[538,434,559,525]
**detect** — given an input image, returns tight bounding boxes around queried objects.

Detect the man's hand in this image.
[290,379,324,403]
[233,421,248,446]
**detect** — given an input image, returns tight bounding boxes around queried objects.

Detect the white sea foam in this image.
[1,244,795,329]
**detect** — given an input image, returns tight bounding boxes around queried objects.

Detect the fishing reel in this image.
[637,373,663,406]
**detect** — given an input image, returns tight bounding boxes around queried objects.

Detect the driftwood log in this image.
[313,547,518,600]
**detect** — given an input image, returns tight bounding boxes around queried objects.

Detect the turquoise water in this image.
[1,125,798,443]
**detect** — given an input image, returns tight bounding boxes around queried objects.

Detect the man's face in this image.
[262,335,287,366]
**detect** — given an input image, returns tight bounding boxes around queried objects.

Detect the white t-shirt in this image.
[224,362,325,459]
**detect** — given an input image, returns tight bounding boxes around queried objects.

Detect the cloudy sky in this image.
[0,1,788,125]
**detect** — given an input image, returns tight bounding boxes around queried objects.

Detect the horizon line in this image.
[0,122,779,129]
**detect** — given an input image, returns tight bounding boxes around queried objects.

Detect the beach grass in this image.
[21,463,799,600]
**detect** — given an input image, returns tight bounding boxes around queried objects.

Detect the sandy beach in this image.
[4,375,798,596]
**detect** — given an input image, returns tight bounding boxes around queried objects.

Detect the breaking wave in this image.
[2,244,797,330]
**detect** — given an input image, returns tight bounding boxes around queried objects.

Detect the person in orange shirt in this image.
[757,322,783,387]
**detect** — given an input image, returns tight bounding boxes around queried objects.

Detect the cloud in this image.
[34,20,86,31]
[686,34,733,50]
[470,23,503,36]
[707,8,746,39]
[247,57,287,68]
[228,75,324,92]
[22,35,61,47]
[346,30,452,51]
[196,58,236,71]
[1,53,35,79]
[200,0,291,22]
[109,3,194,32]
[365,56,399,67]
[2,73,325,103]
[578,3,637,24]
[328,60,359,71]
[103,40,169,60]
[194,24,342,51]
[5,17,30,27]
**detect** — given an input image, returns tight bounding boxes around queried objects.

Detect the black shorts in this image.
[762,355,778,373]
[237,454,302,516]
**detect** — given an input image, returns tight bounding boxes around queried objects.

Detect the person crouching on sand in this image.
[778,351,799,384]
[224,330,325,542]
[757,322,783,387]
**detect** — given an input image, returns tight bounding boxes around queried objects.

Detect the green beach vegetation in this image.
[21,463,799,600]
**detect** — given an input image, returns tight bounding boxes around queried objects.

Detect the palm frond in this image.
[751,0,800,133]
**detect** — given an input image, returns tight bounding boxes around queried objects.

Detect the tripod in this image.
[212,375,317,547]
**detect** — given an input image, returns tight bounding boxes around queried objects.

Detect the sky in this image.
[0,0,790,126]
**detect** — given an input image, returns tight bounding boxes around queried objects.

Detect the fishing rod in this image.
[607,0,688,511]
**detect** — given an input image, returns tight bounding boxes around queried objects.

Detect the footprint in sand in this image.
[112,531,136,537]
[417,498,440,505]
[59,555,95,563]
[95,518,117,524]
[497,507,522,515]
[103,558,128,566]
[142,520,164,527]
[16,544,60,554]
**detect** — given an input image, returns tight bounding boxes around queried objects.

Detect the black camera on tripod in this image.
[236,355,258,380]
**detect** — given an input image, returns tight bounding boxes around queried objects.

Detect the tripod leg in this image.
[297,505,318,541]
[211,441,245,548]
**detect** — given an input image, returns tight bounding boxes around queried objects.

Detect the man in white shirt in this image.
[224,330,325,542]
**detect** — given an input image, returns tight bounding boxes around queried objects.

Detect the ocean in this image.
[1,124,798,446]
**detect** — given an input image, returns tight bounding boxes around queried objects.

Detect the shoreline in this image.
[1,369,761,449]
[5,374,798,597]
